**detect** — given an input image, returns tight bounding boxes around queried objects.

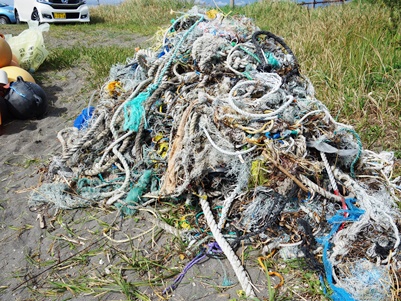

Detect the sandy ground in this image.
[0,23,277,301]
[0,24,111,300]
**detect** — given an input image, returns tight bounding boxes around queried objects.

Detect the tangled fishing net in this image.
[30,6,401,300]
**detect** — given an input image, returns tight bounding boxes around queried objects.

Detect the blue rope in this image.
[317,198,365,301]
[9,85,27,99]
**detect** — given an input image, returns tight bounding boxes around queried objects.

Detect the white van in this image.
[14,0,90,23]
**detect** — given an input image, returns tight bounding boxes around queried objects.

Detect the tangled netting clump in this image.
[30,7,401,300]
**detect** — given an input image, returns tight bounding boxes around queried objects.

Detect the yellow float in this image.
[0,66,35,83]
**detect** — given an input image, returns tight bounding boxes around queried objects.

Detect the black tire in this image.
[15,10,20,24]
[31,8,40,22]
[0,16,10,24]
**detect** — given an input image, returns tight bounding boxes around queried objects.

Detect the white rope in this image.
[57,127,78,157]
[217,162,249,230]
[320,152,339,193]
[104,145,131,203]
[298,174,343,202]
[295,109,323,125]
[201,125,257,156]
[227,82,293,120]
[226,42,257,77]
[162,13,194,53]
[383,211,400,251]
[60,111,106,164]
[217,186,242,230]
[138,207,186,239]
[198,193,256,298]
[97,130,133,168]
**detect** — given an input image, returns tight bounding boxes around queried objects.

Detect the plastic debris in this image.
[5,76,48,119]
[6,20,49,73]
[73,106,95,130]
[29,6,401,299]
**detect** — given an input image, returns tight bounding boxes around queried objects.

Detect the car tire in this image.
[15,10,20,24]
[0,16,10,24]
[31,8,40,22]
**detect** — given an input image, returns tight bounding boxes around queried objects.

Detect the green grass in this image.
[46,270,151,300]
[257,256,329,301]
[89,0,196,34]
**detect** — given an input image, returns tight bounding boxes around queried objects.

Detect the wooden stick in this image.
[262,151,309,193]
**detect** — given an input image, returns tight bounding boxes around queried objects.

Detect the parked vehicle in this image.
[14,0,90,23]
[0,2,16,24]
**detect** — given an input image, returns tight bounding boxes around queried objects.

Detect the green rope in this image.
[115,169,153,216]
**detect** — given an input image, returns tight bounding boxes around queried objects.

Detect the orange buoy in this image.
[0,66,35,83]
[0,34,12,68]
[10,54,20,67]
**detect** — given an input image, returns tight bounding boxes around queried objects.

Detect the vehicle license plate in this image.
[54,13,66,19]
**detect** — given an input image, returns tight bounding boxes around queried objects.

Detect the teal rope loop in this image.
[155,14,204,88]
[123,14,205,132]
[238,45,261,63]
